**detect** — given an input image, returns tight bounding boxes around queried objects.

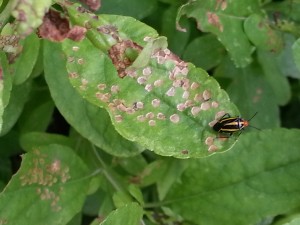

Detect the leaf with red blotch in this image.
[38,9,87,42]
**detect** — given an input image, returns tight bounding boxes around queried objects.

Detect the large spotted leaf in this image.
[63,4,239,158]
[0,145,91,225]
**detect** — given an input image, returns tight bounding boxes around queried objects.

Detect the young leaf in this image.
[0,144,91,225]
[63,7,239,158]
[100,202,143,225]
[165,129,300,225]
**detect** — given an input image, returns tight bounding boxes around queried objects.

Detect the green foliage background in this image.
[1,0,300,225]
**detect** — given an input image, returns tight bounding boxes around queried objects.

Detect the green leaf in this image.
[11,34,40,85]
[20,132,74,152]
[113,191,133,208]
[277,34,300,79]
[0,80,31,136]
[100,202,143,225]
[128,184,144,205]
[0,144,91,225]
[176,0,258,67]
[183,34,225,70]
[133,160,169,187]
[44,41,143,157]
[117,155,147,175]
[244,14,283,52]
[257,50,291,106]
[0,51,12,133]
[63,11,239,158]
[165,129,300,225]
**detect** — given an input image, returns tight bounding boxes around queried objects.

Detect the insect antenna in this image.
[247,112,261,131]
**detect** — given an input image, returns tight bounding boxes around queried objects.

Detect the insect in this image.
[213,112,259,138]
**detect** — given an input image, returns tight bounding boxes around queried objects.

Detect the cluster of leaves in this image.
[1,0,300,225]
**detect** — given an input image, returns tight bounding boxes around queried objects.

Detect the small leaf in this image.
[100,202,143,225]
[113,191,133,208]
[165,129,300,225]
[128,184,144,205]
[0,144,91,225]
[176,0,258,67]
[244,14,283,52]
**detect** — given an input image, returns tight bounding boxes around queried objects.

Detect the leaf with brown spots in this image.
[38,9,86,42]
[176,0,261,67]
[0,145,91,225]
[62,7,239,158]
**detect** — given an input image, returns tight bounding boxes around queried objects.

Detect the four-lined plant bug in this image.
[213,112,260,138]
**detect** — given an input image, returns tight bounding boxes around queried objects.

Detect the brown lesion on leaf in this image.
[0,34,22,63]
[108,40,142,78]
[207,12,224,32]
[0,218,8,225]
[97,25,120,42]
[19,149,71,212]
[0,34,20,51]
[37,9,87,42]
[215,0,227,11]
